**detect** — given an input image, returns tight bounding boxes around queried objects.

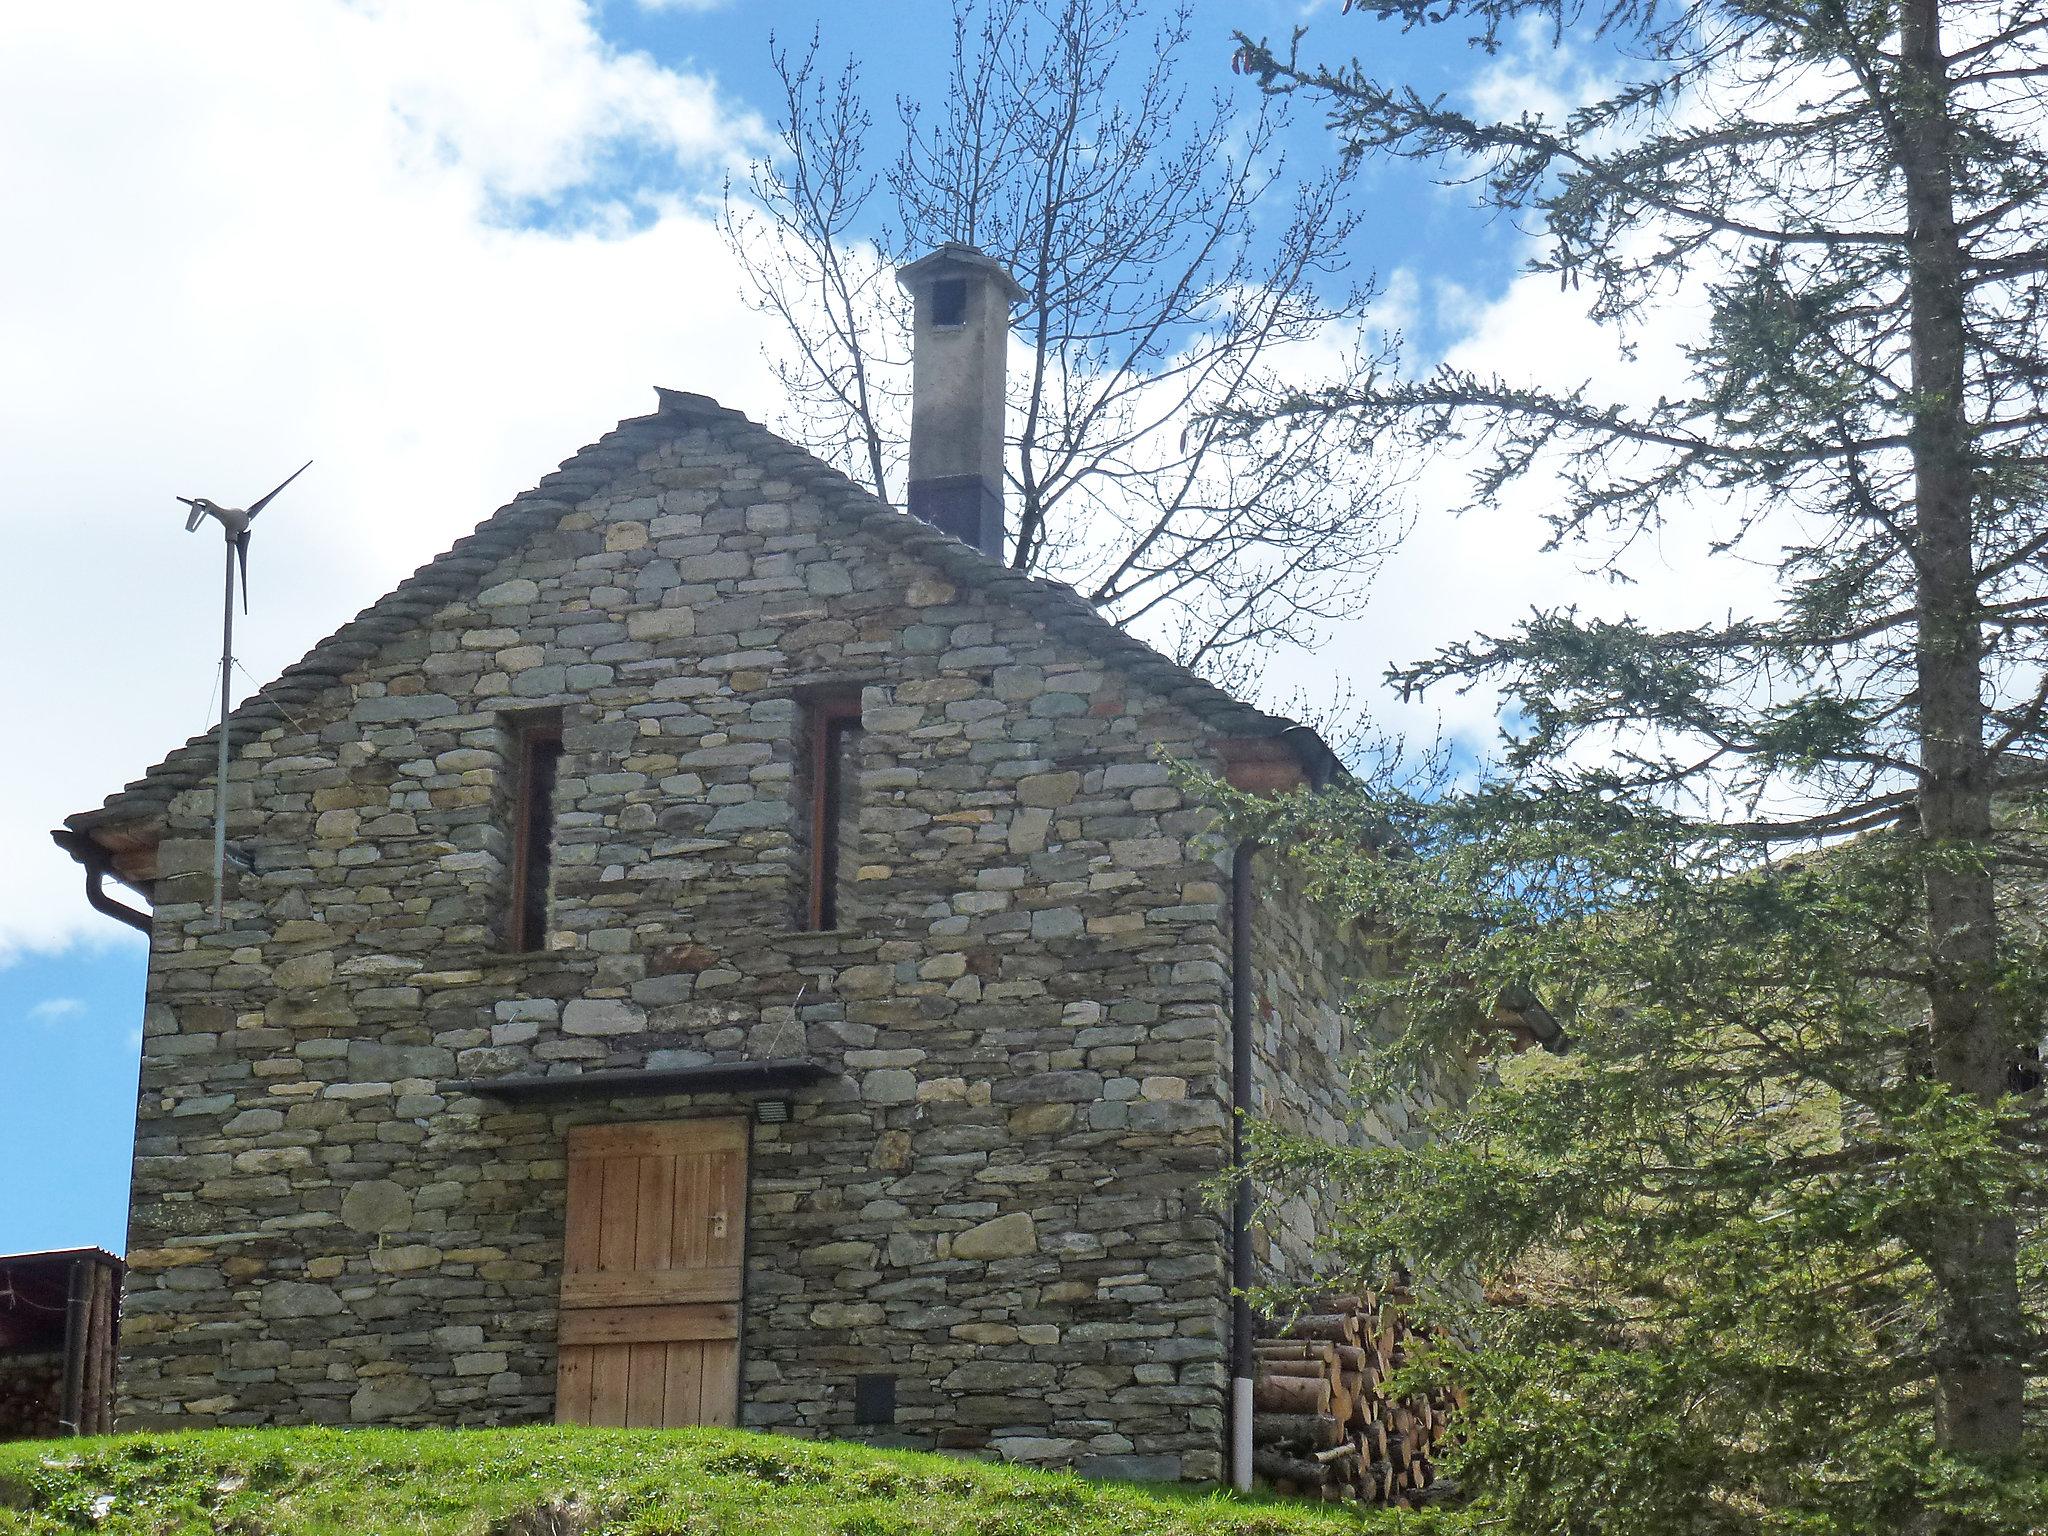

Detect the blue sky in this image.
[2,0,1719,1258]
[0,940,147,1253]
[591,0,1539,347]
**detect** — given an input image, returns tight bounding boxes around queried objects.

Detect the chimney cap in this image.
[897,243,1027,304]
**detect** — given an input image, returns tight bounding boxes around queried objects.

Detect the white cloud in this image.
[1,1,780,959]
[27,999,86,1024]
[1467,12,1616,126]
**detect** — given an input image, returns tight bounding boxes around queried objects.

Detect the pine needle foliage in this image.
[1222,0,2048,1527]
[1224,782,2048,1532]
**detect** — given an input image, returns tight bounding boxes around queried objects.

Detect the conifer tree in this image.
[1227,3,2048,1526]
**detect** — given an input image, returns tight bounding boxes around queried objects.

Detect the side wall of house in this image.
[1245,851,1456,1286]
[117,415,1235,1479]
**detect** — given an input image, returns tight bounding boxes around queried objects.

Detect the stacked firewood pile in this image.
[1252,1290,1461,1506]
[0,1354,64,1440]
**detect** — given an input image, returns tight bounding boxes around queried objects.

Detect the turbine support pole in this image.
[213,532,234,930]
[175,459,310,930]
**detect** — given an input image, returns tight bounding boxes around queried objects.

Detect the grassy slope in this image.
[0,1427,1465,1536]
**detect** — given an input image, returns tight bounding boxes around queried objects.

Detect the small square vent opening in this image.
[853,1373,897,1426]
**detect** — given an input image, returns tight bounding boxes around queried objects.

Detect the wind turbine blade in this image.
[236,530,252,613]
[179,498,207,532]
[245,459,312,521]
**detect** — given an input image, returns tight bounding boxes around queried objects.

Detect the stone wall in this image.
[0,1354,61,1441]
[118,411,1244,1479]
[1245,851,1454,1284]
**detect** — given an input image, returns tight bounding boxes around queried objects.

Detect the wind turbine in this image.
[177,460,312,928]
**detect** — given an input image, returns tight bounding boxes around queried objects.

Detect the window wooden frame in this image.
[508,712,564,952]
[804,694,862,932]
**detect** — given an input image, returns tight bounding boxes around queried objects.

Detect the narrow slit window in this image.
[804,694,863,931]
[509,713,563,952]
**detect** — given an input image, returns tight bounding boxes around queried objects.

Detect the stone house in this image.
[53,246,1446,1483]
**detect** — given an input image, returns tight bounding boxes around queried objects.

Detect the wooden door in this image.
[556,1118,747,1428]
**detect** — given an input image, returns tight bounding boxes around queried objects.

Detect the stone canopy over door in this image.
[555,1119,747,1427]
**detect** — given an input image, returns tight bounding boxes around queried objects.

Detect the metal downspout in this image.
[1229,838,1256,1492]
[50,831,152,935]
[1228,727,1332,1490]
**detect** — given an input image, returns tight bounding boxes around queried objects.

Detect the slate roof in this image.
[61,388,1335,850]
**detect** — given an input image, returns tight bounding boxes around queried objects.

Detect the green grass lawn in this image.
[0,1426,1465,1536]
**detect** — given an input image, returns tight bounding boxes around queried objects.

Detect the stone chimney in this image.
[896,243,1025,560]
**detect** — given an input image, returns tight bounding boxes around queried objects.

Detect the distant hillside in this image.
[0,1426,1464,1535]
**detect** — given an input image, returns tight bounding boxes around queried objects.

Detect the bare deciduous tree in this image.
[724,0,1403,680]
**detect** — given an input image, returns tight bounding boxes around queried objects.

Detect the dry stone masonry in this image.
[64,388,1449,1482]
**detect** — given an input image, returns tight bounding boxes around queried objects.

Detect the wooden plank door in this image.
[556,1118,747,1428]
